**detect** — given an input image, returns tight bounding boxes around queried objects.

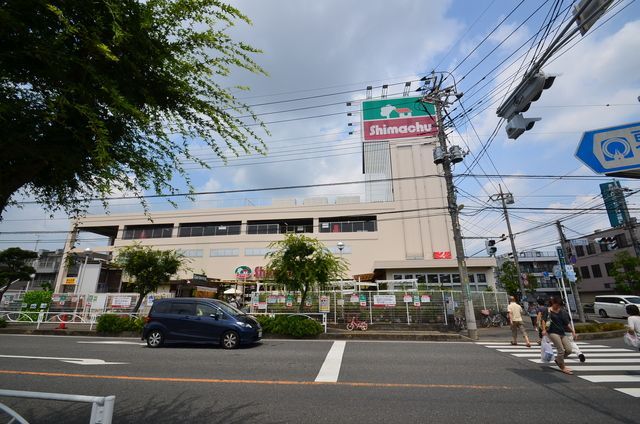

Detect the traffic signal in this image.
[505,114,541,140]
[496,72,556,140]
[597,237,618,250]
[485,239,497,256]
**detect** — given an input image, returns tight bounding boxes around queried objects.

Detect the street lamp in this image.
[76,248,92,294]
[26,273,36,293]
[337,242,344,292]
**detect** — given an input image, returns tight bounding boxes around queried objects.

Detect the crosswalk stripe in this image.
[529,358,640,364]
[478,340,640,398]
[614,388,640,397]
[511,352,640,358]
[579,375,640,383]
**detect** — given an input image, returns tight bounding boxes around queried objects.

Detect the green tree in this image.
[610,250,640,294]
[265,235,347,313]
[115,244,189,312]
[0,247,37,302]
[497,260,520,297]
[0,0,267,216]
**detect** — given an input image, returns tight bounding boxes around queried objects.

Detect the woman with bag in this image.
[541,296,576,375]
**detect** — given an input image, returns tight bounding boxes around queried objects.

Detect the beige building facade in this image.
[55,130,496,292]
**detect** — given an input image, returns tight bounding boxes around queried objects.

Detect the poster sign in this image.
[286,295,293,307]
[362,96,437,141]
[359,294,367,307]
[111,296,132,308]
[64,277,77,285]
[319,295,330,313]
[278,295,286,304]
[258,301,267,310]
[267,295,277,304]
[305,298,313,307]
[373,295,396,307]
[350,294,359,303]
[403,294,412,303]
[421,295,431,303]
[413,295,421,307]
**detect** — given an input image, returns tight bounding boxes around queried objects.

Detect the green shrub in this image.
[96,314,143,334]
[0,317,6,328]
[255,314,323,338]
[20,290,53,321]
[575,322,626,333]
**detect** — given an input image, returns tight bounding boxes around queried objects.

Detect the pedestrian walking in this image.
[508,296,531,347]
[541,296,576,375]
[527,303,538,328]
[535,298,548,345]
[625,304,640,349]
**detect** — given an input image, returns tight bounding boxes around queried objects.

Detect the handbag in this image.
[540,336,555,362]
[624,332,640,348]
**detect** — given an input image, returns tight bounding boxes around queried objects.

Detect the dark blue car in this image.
[142,298,261,349]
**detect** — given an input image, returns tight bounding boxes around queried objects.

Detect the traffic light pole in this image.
[556,221,586,323]
[434,100,478,340]
[495,185,527,306]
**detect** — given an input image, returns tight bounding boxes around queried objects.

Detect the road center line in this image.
[315,341,346,383]
[0,370,511,390]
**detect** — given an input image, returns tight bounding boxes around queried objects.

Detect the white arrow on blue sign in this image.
[575,121,640,176]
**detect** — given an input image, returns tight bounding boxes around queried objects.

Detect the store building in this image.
[54,95,496,294]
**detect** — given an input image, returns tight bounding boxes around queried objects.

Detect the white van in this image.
[594,295,640,318]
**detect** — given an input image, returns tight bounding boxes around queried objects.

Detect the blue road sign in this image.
[575,122,640,174]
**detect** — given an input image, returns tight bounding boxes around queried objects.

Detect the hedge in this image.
[575,322,626,333]
[96,314,144,334]
[256,315,323,338]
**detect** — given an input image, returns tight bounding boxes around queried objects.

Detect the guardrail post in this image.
[90,395,115,424]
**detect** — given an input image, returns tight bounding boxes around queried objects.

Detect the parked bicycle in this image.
[453,314,466,332]
[479,309,507,327]
[346,316,368,331]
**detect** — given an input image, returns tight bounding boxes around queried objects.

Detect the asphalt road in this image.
[1,334,639,423]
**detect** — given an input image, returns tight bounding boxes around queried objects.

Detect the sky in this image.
[1,0,640,258]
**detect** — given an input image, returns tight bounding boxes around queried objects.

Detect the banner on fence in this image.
[111,296,132,308]
[319,295,330,313]
[373,295,396,307]
[359,294,367,307]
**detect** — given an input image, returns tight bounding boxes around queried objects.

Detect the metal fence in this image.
[249,290,509,325]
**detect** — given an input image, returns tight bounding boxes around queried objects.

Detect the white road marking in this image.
[555,365,640,371]
[614,388,640,397]
[529,358,640,364]
[77,341,146,345]
[0,354,127,366]
[579,375,640,383]
[512,352,640,357]
[315,341,346,383]
[486,344,610,349]
[496,348,632,353]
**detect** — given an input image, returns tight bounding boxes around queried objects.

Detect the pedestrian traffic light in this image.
[485,239,497,256]
[496,72,556,140]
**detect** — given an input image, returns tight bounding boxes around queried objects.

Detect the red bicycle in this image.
[346,316,368,331]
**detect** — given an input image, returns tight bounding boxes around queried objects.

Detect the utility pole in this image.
[556,221,586,322]
[423,74,478,340]
[490,186,527,306]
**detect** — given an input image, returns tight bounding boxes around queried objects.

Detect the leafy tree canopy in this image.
[115,244,188,311]
[497,260,520,297]
[0,0,267,216]
[610,250,640,294]
[265,235,348,312]
[0,247,37,301]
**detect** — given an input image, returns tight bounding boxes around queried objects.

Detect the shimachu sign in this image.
[361,96,438,141]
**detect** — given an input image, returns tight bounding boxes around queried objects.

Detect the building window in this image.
[178,222,241,237]
[393,274,403,280]
[245,248,277,256]
[615,233,629,248]
[178,249,203,258]
[468,274,475,283]
[580,266,590,279]
[123,224,173,239]
[439,274,451,285]
[319,216,377,233]
[591,264,603,278]
[586,243,596,255]
[575,245,585,257]
[246,219,313,235]
[604,262,614,276]
[476,273,487,283]
[427,274,439,285]
[210,248,239,257]
[604,283,612,289]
